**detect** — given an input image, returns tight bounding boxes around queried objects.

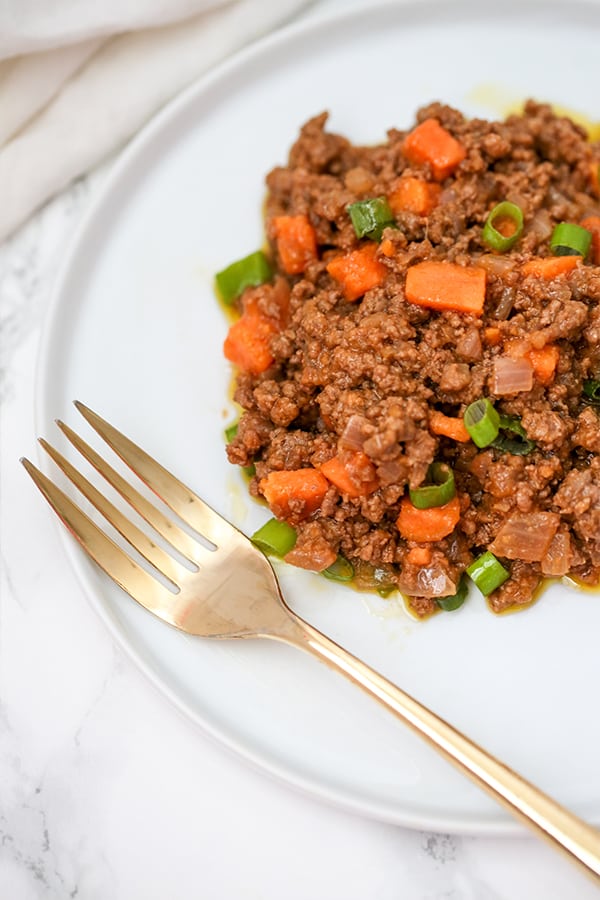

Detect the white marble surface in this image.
[2,3,600,899]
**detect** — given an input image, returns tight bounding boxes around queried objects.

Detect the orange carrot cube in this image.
[388,177,441,216]
[326,243,387,301]
[397,494,461,542]
[320,452,378,498]
[403,119,466,181]
[405,261,486,316]
[521,257,581,279]
[271,214,318,275]
[223,311,275,374]
[259,469,329,523]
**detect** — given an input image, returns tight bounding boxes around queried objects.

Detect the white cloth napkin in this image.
[0,0,312,242]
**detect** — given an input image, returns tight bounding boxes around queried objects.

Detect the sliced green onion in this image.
[322,555,355,583]
[482,201,524,252]
[242,464,256,478]
[583,379,600,403]
[466,551,509,596]
[251,518,297,557]
[436,575,468,611]
[464,398,500,448]
[224,422,238,443]
[491,414,536,456]
[409,462,456,509]
[347,197,395,242]
[215,250,273,304]
[550,222,592,258]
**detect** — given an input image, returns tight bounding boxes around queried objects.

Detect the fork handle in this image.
[274,611,600,883]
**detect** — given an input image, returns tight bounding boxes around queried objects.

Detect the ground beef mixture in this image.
[224,101,600,617]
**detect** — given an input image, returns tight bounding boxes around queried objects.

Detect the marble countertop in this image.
[2,5,600,899]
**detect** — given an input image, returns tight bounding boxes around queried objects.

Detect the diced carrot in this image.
[320,451,379,498]
[396,494,461,542]
[326,243,388,301]
[428,410,471,443]
[320,457,356,494]
[406,546,433,566]
[388,177,441,216]
[223,310,275,374]
[521,256,581,279]
[528,345,560,386]
[379,238,395,257]
[581,215,600,264]
[403,118,466,181]
[271,214,318,275]
[483,326,502,346]
[405,261,486,316]
[259,469,329,523]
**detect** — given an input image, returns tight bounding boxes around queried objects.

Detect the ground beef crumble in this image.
[224,101,600,617]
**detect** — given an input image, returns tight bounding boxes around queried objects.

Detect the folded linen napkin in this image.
[0,0,312,242]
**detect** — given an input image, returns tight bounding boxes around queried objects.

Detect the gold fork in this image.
[22,401,600,882]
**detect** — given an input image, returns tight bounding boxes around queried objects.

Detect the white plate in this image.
[37,0,600,834]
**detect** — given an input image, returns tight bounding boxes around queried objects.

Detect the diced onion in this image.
[398,565,457,598]
[455,327,483,361]
[344,167,375,194]
[284,541,337,572]
[339,414,370,451]
[477,254,516,276]
[541,531,572,577]
[527,208,553,243]
[489,512,560,562]
[493,356,534,395]
[493,286,516,320]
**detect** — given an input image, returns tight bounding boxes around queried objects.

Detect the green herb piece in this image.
[251,518,297,557]
[224,422,238,443]
[409,462,456,510]
[550,222,592,258]
[491,414,536,456]
[482,201,524,252]
[466,551,509,596]
[322,555,355,583]
[436,575,468,611]
[583,379,600,403]
[347,197,395,241]
[464,398,501,448]
[215,250,273,304]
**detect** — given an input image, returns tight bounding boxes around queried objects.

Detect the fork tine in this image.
[56,419,214,567]
[21,458,175,624]
[39,438,184,587]
[74,401,238,546]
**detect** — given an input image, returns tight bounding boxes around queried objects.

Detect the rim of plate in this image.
[34,0,600,835]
